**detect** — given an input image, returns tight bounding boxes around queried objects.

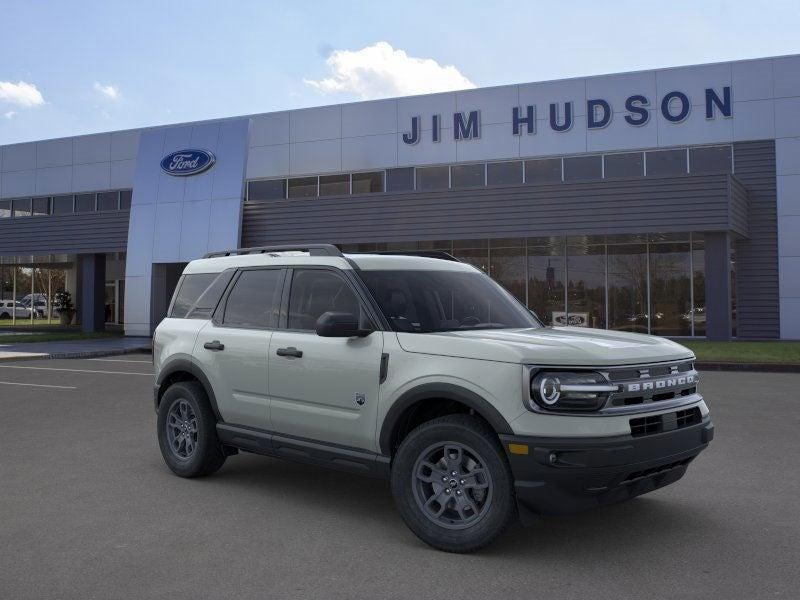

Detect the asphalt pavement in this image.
[0,355,798,599]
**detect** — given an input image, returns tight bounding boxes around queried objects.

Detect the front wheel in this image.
[391,414,517,553]
[157,381,226,478]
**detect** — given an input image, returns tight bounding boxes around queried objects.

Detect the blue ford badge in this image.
[160,149,215,176]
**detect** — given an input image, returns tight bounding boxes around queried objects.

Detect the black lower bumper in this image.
[500,417,713,518]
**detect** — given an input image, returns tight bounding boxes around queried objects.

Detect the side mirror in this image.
[315,311,373,337]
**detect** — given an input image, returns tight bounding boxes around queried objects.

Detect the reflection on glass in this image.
[490,245,526,304]
[608,244,648,333]
[452,240,488,273]
[528,241,565,325]
[692,237,706,337]
[649,242,691,336]
[567,243,606,329]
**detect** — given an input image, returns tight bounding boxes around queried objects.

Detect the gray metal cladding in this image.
[242,173,747,246]
[732,140,779,339]
[0,211,130,256]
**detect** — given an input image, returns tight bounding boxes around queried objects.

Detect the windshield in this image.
[359,269,541,333]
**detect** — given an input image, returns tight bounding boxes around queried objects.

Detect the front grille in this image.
[607,361,698,408]
[630,407,702,437]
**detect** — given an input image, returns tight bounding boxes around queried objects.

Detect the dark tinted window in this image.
[12,198,31,217]
[386,167,415,192]
[249,179,286,201]
[563,155,602,181]
[690,146,732,173]
[451,163,485,188]
[74,194,96,212]
[186,269,236,319]
[170,273,218,318]
[52,195,73,214]
[119,190,132,210]
[319,174,350,196]
[487,161,523,185]
[0,200,11,218]
[288,177,317,198]
[525,158,562,183]
[360,270,539,333]
[646,149,687,176]
[288,269,363,331]
[604,152,644,178]
[32,197,50,215]
[352,171,384,194]
[416,166,449,191]
[98,191,119,211]
[223,269,283,328]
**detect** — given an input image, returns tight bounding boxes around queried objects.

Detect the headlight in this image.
[529,371,617,412]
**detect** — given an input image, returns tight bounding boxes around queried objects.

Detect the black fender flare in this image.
[379,383,514,455]
[155,357,223,422]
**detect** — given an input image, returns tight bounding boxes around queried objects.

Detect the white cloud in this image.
[304,41,475,100]
[4,110,17,119]
[0,81,44,107]
[93,82,121,100]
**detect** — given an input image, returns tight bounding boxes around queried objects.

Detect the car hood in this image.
[395,326,694,366]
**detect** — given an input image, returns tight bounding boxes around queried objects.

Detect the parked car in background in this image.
[20,294,49,318]
[0,300,32,320]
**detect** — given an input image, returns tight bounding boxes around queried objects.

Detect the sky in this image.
[1,0,799,145]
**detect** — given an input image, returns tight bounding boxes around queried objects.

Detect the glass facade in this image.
[341,232,711,336]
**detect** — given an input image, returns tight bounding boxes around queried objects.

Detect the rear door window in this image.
[222,269,284,329]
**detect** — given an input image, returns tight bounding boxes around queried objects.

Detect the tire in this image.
[391,414,517,553]
[0,312,9,320]
[157,381,226,478]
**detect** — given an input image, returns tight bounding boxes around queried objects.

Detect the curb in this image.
[0,346,151,363]
[695,361,800,373]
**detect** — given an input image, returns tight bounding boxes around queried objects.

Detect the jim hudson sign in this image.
[401,86,732,145]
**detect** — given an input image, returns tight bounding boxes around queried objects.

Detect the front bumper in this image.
[500,416,713,518]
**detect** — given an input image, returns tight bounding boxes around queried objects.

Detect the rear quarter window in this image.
[169,273,220,318]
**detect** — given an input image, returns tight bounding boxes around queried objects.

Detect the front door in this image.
[268,268,384,451]
[194,268,285,429]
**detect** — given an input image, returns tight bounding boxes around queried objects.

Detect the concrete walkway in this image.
[0,336,151,361]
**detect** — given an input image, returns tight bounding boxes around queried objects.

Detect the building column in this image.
[80,253,106,333]
[704,232,732,341]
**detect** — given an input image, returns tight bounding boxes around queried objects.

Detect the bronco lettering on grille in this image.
[626,374,695,393]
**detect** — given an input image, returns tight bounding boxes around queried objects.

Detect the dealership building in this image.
[1,54,799,340]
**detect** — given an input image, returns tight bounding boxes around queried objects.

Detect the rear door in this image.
[268,267,384,451]
[194,267,285,429]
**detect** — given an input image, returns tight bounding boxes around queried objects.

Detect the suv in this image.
[153,244,713,552]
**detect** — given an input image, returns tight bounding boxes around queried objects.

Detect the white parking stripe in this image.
[0,365,152,376]
[88,358,152,363]
[0,380,76,389]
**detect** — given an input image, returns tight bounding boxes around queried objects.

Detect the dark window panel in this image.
[453,238,488,250]
[119,190,132,210]
[490,246,526,304]
[170,273,218,318]
[74,194,96,212]
[566,243,606,329]
[646,149,687,176]
[287,177,317,198]
[487,161,523,186]
[603,152,644,178]
[51,195,74,214]
[649,242,692,336]
[386,167,415,192]
[0,200,11,218]
[690,145,732,174]
[524,158,562,184]
[417,240,452,251]
[287,269,365,330]
[319,174,350,196]
[32,197,50,216]
[223,269,283,328]
[489,238,524,248]
[416,166,449,191]
[248,179,286,201]
[528,243,566,325]
[98,191,119,211]
[451,163,485,188]
[12,198,32,218]
[607,243,648,333]
[563,155,602,181]
[352,171,384,194]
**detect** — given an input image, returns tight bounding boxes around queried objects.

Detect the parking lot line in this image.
[0,365,152,376]
[0,380,77,389]
[88,358,153,363]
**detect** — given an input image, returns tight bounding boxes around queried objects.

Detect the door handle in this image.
[276,346,303,358]
[203,340,225,351]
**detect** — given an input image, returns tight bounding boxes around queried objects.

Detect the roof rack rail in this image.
[366,250,461,262]
[203,244,344,259]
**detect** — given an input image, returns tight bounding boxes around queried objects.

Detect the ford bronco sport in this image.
[153,244,713,552]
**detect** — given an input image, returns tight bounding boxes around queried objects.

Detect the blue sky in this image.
[1,0,799,144]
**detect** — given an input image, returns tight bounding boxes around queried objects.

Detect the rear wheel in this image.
[391,414,517,553]
[157,381,226,478]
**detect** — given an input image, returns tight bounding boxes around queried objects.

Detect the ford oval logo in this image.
[160,149,215,176]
